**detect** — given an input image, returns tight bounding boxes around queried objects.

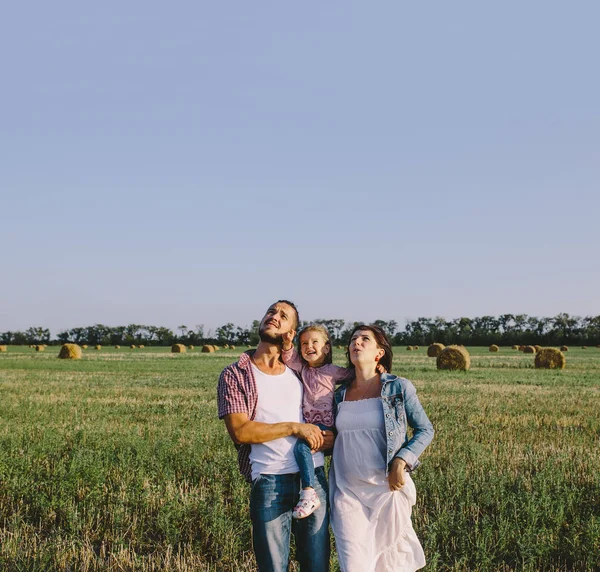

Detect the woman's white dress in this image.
[329,397,426,572]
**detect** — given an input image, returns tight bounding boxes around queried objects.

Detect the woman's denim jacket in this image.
[333,373,434,474]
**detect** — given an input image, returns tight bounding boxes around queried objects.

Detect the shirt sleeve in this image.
[321,363,355,384]
[281,346,304,375]
[217,366,249,419]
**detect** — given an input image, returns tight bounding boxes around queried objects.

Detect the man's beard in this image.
[258,328,284,345]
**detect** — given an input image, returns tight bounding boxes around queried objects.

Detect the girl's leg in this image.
[294,438,316,489]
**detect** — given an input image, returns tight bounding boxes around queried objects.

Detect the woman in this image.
[329,324,434,571]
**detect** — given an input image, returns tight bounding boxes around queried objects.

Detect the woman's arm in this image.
[394,380,434,470]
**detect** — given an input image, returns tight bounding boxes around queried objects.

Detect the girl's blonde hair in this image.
[297,324,333,365]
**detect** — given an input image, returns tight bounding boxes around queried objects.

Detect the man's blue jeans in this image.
[250,466,330,571]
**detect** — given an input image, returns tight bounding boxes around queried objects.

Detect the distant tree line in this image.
[1,313,599,347]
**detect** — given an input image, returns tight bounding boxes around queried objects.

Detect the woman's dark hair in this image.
[345,324,393,374]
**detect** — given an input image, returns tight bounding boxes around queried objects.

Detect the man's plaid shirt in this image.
[217,351,260,482]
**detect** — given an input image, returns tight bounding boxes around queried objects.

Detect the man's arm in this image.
[224,412,324,450]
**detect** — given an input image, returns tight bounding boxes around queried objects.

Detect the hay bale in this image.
[95,345,102,350]
[523,346,535,354]
[489,344,499,352]
[0,345,7,352]
[188,345,194,350]
[223,344,229,349]
[582,346,588,349]
[82,345,88,349]
[201,345,215,353]
[534,345,542,352]
[518,345,525,352]
[229,345,236,350]
[511,345,519,350]
[130,344,136,349]
[35,345,45,352]
[406,346,414,351]
[212,345,219,351]
[171,344,186,353]
[114,345,120,349]
[535,348,566,370]
[560,345,568,351]
[58,343,82,360]
[427,343,445,358]
[437,345,471,371]
[138,345,145,349]
[414,345,419,350]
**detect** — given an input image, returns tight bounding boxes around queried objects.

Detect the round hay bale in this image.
[130,344,136,349]
[212,345,219,351]
[437,345,471,371]
[35,345,45,352]
[534,345,542,352]
[95,345,101,350]
[511,345,519,350]
[0,345,7,352]
[114,345,120,349]
[582,346,588,349]
[138,345,145,349]
[188,345,194,350]
[427,343,445,358]
[489,344,499,352]
[223,344,229,349]
[535,348,566,370]
[518,345,525,352]
[560,345,568,351]
[82,345,88,350]
[414,345,419,350]
[229,345,236,350]
[201,345,215,353]
[406,346,414,351]
[171,343,186,353]
[58,343,82,360]
[523,346,536,354]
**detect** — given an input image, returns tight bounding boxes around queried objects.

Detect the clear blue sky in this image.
[1,1,598,336]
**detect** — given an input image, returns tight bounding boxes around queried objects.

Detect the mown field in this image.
[0,345,599,571]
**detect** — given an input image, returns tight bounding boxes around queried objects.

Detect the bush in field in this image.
[535,348,566,370]
[427,343,445,358]
[489,344,499,352]
[437,345,471,371]
[58,344,82,360]
[171,344,186,353]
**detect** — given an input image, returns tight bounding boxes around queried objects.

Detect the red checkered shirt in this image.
[217,351,260,482]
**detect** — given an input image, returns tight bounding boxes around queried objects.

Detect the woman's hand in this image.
[388,457,406,491]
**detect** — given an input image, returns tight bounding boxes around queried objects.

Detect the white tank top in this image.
[249,364,324,480]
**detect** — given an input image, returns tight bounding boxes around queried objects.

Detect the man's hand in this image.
[282,330,296,351]
[292,422,324,450]
[312,430,335,453]
[388,457,406,491]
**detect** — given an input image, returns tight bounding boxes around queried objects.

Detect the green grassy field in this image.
[0,345,598,571]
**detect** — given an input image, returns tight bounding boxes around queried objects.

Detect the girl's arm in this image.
[281,331,303,375]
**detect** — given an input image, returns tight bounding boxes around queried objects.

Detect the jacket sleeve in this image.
[394,380,434,471]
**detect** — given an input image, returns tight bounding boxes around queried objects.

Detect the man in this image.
[217,300,332,571]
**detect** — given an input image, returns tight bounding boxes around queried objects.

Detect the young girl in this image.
[281,325,354,519]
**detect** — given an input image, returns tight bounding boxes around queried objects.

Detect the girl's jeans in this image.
[294,423,331,489]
